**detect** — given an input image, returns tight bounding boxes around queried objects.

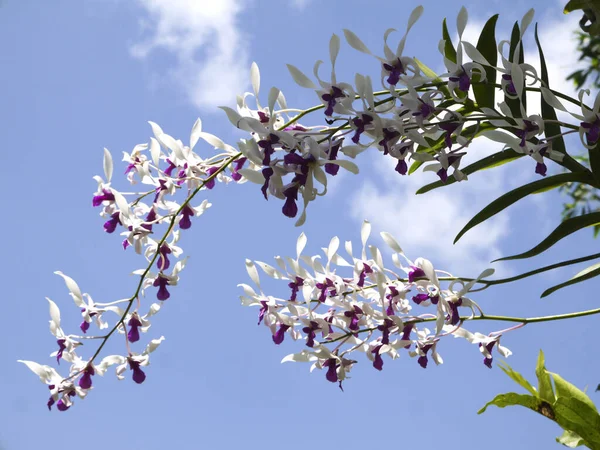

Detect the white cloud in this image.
[291,0,311,10]
[130,0,250,110]
[349,140,511,277]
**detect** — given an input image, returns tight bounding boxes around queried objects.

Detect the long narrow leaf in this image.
[541,262,600,297]
[455,172,594,243]
[442,18,457,64]
[417,148,522,194]
[473,15,498,109]
[507,22,524,117]
[414,58,451,99]
[589,141,600,184]
[534,23,567,161]
[494,212,600,262]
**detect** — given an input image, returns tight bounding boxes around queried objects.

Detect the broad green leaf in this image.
[556,430,586,448]
[541,262,600,297]
[554,396,600,448]
[417,149,522,194]
[478,392,540,414]
[536,350,556,404]
[442,18,457,64]
[498,361,538,396]
[534,23,567,157]
[494,212,600,262]
[455,172,593,243]
[551,372,598,413]
[414,58,451,99]
[473,14,498,109]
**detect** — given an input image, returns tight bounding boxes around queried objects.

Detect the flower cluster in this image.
[21,4,600,409]
[240,221,512,388]
[19,119,246,410]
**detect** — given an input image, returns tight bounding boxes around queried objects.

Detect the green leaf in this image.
[536,350,556,404]
[482,252,600,287]
[588,142,600,184]
[554,396,600,448]
[498,361,538,396]
[541,262,600,297]
[507,22,525,117]
[478,392,540,414]
[556,430,586,448]
[494,212,600,262]
[473,15,498,109]
[551,372,598,413]
[455,172,593,243]
[442,18,457,64]
[534,23,567,157]
[417,149,522,194]
[564,0,600,13]
[564,1,600,35]
[413,58,451,100]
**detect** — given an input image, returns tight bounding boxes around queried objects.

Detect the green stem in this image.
[324,307,600,344]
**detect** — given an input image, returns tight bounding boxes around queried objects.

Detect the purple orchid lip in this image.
[92,189,115,207]
[324,358,338,382]
[272,323,290,345]
[153,275,170,301]
[129,359,146,384]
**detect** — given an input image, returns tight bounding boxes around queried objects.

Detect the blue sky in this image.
[1,0,599,449]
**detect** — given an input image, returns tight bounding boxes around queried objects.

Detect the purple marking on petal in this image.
[92,189,115,207]
[418,355,428,368]
[257,301,268,325]
[272,324,290,345]
[372,347,384,371]
[282,187,298,218]
[153,276,170,301]
[436,167,448,182]
[395,159,408,175]
[231,157,247,181]
[325,141,342,175]
[400,324,413,347]
[56,339,66,364]
[408,267,426,283]
[78,366,95,389]
[80,320,90,334]
[127,315,142,342]
[56,399,70,411]
[535,162,547,176]
[502,74,517,95]
[179,205,194,230]
[447,300,462,325]
[324,359,338,382]
[412,293,429,305]
[47,395,55,411]
[322,86,345,117]
[288,276,304,301]
[205,166,219,190]
[302,321,320,348]
[129,360,146,384]
[157,244,172,271]
[261,167,274,200]
[103,212,121,234]
[164,159,177,177]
